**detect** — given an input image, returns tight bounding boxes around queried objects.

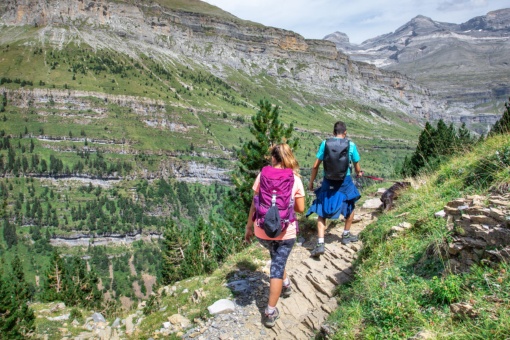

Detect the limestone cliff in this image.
[0,0,448,121]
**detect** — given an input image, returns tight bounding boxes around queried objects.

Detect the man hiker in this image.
[306,121,363,257]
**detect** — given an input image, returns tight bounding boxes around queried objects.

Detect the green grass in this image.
[327,133,510,339]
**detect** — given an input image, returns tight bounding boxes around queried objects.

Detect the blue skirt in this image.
[306,176,361,219]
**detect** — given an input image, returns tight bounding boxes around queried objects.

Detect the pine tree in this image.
[0,255,35,338]
[429,119,457,158]
[490,97,510,135]
[401,119,475,177]
[225,99,298,228]
[456,122,473,145]
[42,249,66,302]
[0,264,10,330]
[63,257,102,309]
[160,220,185,285]
[7,147,15,172]
[181,218,217,278]
[405,122,436,176]
[3,218,17,248]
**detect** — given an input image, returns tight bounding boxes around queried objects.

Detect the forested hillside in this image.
[0,0,487,338]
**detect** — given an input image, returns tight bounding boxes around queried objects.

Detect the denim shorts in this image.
[257,238,295,279]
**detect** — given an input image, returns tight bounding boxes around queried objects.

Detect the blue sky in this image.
[202,0,509,44]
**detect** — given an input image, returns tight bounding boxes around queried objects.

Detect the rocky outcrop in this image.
[438,194,510,273]
[0,86,233,183]
[1,87,166,119]
[49,231,161,247]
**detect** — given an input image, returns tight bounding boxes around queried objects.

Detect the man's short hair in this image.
[333,121,347,135]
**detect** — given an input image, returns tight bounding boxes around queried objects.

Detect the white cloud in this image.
[203,0,508,44]
[437,0,488,11]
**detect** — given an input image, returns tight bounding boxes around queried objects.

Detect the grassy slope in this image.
[116,0,243,21]
[0,34,421,175]
[329,133,510,339]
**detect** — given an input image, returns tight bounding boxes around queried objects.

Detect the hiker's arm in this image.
[353,161,363,177]
[308,159,322,191]
[244,199,256,243]
[294,196,305,213]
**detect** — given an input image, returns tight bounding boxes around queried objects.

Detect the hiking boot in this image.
[264,308,280,328]
[341,232,358,245]
[310,243,325,257]
[281,284,292,298]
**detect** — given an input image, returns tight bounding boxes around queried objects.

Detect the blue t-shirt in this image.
[316,138,360,176]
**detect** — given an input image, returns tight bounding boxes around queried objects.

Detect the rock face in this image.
[325,8,510,129]
[323,31,352,50]
[0,0,449,121]
[0,84,233,183]
[439,194,510,273]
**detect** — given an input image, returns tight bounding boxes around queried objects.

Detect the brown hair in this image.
[271,143,300,176]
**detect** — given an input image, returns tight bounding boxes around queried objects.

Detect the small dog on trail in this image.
[381,182,411,211]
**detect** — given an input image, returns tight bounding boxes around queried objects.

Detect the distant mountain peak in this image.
[323,31,350,43]
[461,8,510,31]
[324,8,510,120]
[394,14,451,36]
[411,14,433,21]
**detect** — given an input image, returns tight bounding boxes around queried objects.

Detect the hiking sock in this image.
[283,278,290,287]
[266,305,277,315]
[342,231,350,236]
[318,237,324,244]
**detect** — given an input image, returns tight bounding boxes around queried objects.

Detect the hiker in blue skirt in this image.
[306,121,363,257]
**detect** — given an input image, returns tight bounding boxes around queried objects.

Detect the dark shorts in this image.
[257,238,295,279]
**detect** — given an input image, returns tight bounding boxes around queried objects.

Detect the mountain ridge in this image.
[325,8,510,127]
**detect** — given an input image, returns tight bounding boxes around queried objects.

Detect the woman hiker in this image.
[244,143,305,328]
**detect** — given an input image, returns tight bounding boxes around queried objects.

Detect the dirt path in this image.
[184,207,377,340]
[266,211,373,339]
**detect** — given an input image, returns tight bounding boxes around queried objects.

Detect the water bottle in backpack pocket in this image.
[253,166,295,238]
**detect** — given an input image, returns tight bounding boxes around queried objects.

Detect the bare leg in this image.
[344,211,355,232]
[311,217,327,257]
[317,216,326,238]
[268,270,288,307]
[341,212,359,244]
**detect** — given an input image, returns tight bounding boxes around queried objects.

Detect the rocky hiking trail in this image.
[182,206,379,340]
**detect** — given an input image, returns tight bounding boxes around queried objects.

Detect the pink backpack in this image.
[253,166,295,237]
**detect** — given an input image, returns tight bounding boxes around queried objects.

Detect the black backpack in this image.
[323,138,350,181]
